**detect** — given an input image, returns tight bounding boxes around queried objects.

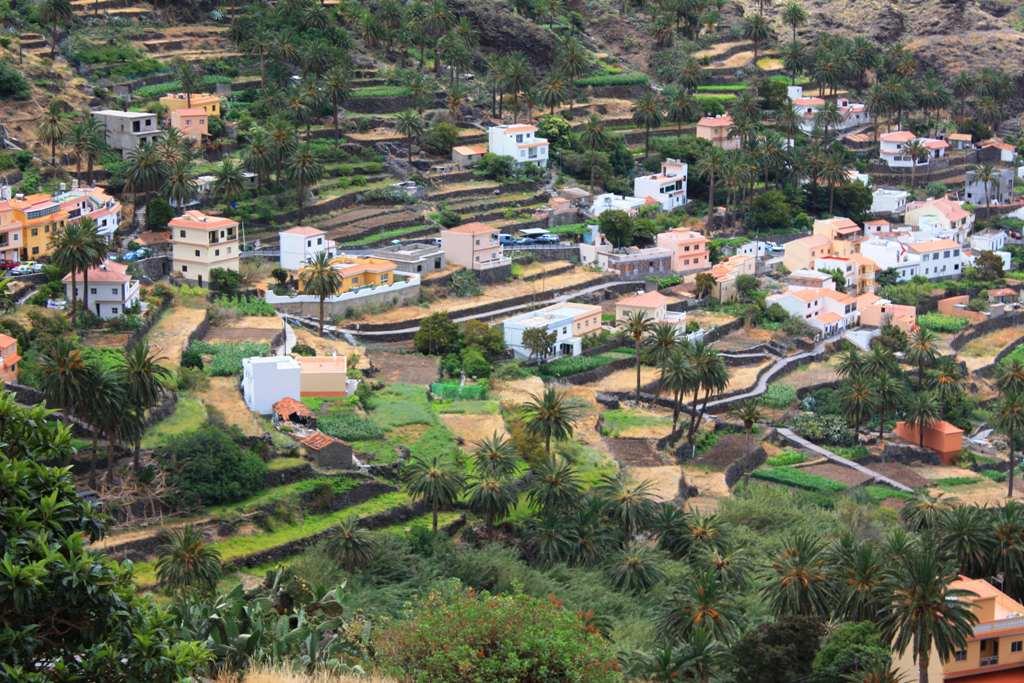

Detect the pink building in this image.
[0,333,19,384]
[655,228,709,274]
[439,222,510,272]
[169,107,208,143]
[696,114,739,151]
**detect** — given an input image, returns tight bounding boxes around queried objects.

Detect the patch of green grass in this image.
[696,83,749,92]
[538,350,634,379]
[350,438,401,463]
[349,85,412,98]
[935,476,982,489]
[434,399,501,415]
[765,449,806,467]
[338,224,431,247]
[859,484,914,503]
[409,423,462,462]
[266,457,307,471]
[188,341,271,376]
[379,511,462,536]
[134,490,410,586]
[981,469,1007,483]
[694,93,737,104]
[751,466,847,493]
[319,410,385,441]
[916,313,969,334]
[598,409,672,437]
[548,223,588,237]
[301,397,331,412]
[832,445,871,462]
[140,397,207,449]
[574,73,648,87]
[369,384,435,429]
[762,383,797,409]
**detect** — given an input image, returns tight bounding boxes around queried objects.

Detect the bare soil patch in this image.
[695,433,760,470]
[631,465,683,502]
[146,306,208,367]
[714,50,754,68]
[802,463,873,487]
[711,328,774,352]
[81,330,133,349]
[196,377,265,437]
[782,357,841,390]
[441,413,507,445]
[370,351,439,385]
[961,327,1024,371]
[683,465,731,512]
[724,361,771,393]
[871,462,930,489]
[205,317,283,345]
[493,376,546,406]
[604,438,672,467]
[686,310,738,329]
[692,41,750,59]
[292,328,368,367]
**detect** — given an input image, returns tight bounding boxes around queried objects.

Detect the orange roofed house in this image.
[451,143,488,168]
[169,210,239,287]
[895,576,1024,682]
[439,222,511,276]
[696,114,739,151]
[614,290,687,328]
[893,419,964,464]
[0,333,19,384]
[326,255,396,292]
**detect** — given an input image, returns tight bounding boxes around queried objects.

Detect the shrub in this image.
[461,346,491,378]
[318,411,384,441]
[916,312,969,333]
[537,351,631,378]
[450,269,481,297]
[176,366,209,391]
[751,466,847,493]
[213,295,275,316]
[574,72,649,87]
[492,361,534,380]
[421,120,460,155]
[762,383,797,409]
[0,62,30,99]
[291,343,316,356]
[188,340,271,376]
[377,587,622,682]
[164,427,267,506]
[180,347,204,370]
[791,412,855,446]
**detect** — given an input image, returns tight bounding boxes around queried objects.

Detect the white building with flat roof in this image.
[91,109,160,158]
[871,188,909,216]
[487,124,549,167]
[242,356,302,415]
[502,302,603,360]
[633,158,688,211]
[589,193,647,217]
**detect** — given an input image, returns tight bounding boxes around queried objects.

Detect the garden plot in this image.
[599,407,673,439]
[145,305,208,367]
[204,316,283,345]
[686,310,739,329]
[568,366,662,398]
[800,463,873,487]
[196,377,266,437]
[871,462,930,489]
[292,327,367,366]
[780,357,841,390]
[723,360,772,393]
[603,438,672,466]
[493,376,545,405]
[710,327,774,352]
[369,351,439,385]
[911,464,1014,504]
[359,268,604,324]
[960,327,1024,372]
[439,412,507,444]
[692,40,752,60]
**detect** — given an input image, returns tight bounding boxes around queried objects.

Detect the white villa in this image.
[633,158,688,212]
[487,124,549,167]
[788,86,869,134]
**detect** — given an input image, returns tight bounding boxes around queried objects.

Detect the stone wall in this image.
[268,279,421,319]
[557,356,635,386]
[950,311,1024,351]
[133,254,172,282]
[505,245,581,263]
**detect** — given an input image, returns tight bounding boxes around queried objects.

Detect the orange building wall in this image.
[894,420,964,464]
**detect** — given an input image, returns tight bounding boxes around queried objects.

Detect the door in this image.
[197,273,203,287]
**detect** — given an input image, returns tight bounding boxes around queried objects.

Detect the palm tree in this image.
[467,476,516,529]
[394,109,424,163]
[288,143,323,220]
[49,222,89,317]
[901,493,957,532]
[269,121,298,185]
[211,158,246,208]
[124,144,167,202]
[743,14,772,61]
[929,357,966,418]
[244,127,274,190]
[633,92,663,158]
[906,328,938,389]
[995,391,1024,498]
[322,65,350,141]
[326,519,375,571]
[730,399,762,451]
[814,101,842,142]
[829,536,888,622]
[821,151,847,214]
[666,88,694,139]
[646,323,680,397]
[79,368,125,487]
[873,371,906,442]
[526,457,582,517]
[606,544,664,594]
[520,387,584,457]
[38,100,68,167]
[781,1,807,42]
[38,0,72,59]
[624,310,656,402]
[472,432,518,478]
[299,251,341,334]
[155,525,222,595]
[68,114,105,185]
[555,38,589,115]
[905,391,940,448]
[502,53,532,123]
[579,114,607,194]
[37,338,90,421]
[162,159,197,209]
[839,374,877,437]
[173,59,201,109]
[525,514,576,565]
[76,218,106,315]
[695,147,726,210]
[882,543,978,683]
[764,533,833,617]
[598,472,656,538]
[936,505,996,578]
[996,359,1024,396]
[659,569,737,642]
[906,139,928,187]
[695,272,715,298]
[537,74,569,114]
[972,163,996,217]
[660,347,695,433]
[156,127,189,167]
[120,342,172,470]
[403,454,465,532]
[684,342,729,447]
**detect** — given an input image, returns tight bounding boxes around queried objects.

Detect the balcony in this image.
[473,255,512,270]
[980,655,999,667]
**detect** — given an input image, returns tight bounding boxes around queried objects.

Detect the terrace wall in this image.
[950,311,1024,351]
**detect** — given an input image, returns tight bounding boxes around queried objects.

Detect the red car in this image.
[0,260,18,271]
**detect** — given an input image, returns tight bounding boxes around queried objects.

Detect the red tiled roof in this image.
[447,222,495,235]
[617,290,674,308]
[301,431,338,450]
[283,226,324,237]
[697,114,733,128]
[880,131,915,143]
[169,210,237,231]
[62,259,130,284]
[273,397,312,419]
[453,143,488,155]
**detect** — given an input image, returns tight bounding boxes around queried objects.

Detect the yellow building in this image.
[10,194,68,260]
[327,255,397,292]
[159,92,222,118]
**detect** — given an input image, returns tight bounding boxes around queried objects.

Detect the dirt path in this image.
[145,306,208,367]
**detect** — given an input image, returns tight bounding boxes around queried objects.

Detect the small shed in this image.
[893,420,964,465]
[301,431,353,469]
[273,397,315,427]
[451,143,488,168]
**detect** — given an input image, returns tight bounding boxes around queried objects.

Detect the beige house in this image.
[696,114,739,151]
[169,107,208,143]
[783,234,832,272]
[439,222,510,271]
[298,356,348,397]
[169,210,239,287]
[615,290,687,328]
[655,228,710,274]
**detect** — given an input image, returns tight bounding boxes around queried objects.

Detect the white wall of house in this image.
[280,230,334,271]
[487,126,549,167]
[871,189,909,215]
[65,280,139,320]
[241,356,302,415]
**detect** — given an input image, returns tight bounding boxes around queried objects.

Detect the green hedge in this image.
[751,466,847,493]
[916,313,969,333]
[765,450,806,467]
[431,382,488,400]
[574,73,648,87]
[538,351,632,379]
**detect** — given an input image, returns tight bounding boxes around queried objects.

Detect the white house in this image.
[90,110,160,158]
[280,226,336,271]
[242,356,302,415]
[905,239,963,279]
[860,238,923,281]
[54,183,122,241]
[788,86,869,134]
[971,230,1008,253]
[905,197,975,243]
[589,193,647,217]
[879,131,948,168]
[765,286,859,338]
[633,158,688,211]
[502,302,603,360]
[62,260,139,320]
[487,124,549,167]
[871,188,909,216]
[980,138,1018,164]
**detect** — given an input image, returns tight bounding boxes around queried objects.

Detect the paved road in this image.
[288,279,648,339]
[776,427,913,493]
[705,342,826,411]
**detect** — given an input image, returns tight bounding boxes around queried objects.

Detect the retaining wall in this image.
[950,311,1024,351]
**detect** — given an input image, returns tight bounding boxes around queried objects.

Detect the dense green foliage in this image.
[162,426,267,506]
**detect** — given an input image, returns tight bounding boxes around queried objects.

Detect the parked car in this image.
[121,248,150,262]
[536,234,559,244]
[0,260,18,271]
[498,233,514,245]
[11,262,40,275]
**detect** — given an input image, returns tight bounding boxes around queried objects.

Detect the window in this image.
[111,288,118,295]
[180,230,186,238]
[181,265,188,272]
[1013,641,1022,653]
[31,247,38,255]
[516,134,523,143]
[90,288,97,295]
[954,650,967,662]
[194,249,201,257]
[111,307,118,315]
[30,228,37,237]
[215,249,220,256]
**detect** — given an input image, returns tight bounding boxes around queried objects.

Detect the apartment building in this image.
[788,86,869,134]
[55,184,122,240]
[856,292,917,333]
[940,576,1024,681]
[905,197,975,241]
[502,302,602,360]
[783,234,832,272]
[766,287,859,338]
[10,193,66,260]
[440,222,510,271]
[367,242,445,275]
[63,260,139,319]
[169,210,239,287]
[633,158,688,211]
[91,110,160,158]
[169,108,209,143]
[696,114,739,151]
[655,227,709,274]
[159,92,222,118]
[906,239,963,279]
[860,238,923,282]
[487,124,549,167]
[0,201,23,262]
[871,188,909,215]
[279,226,336,271]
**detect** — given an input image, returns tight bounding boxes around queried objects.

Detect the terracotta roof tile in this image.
[301,431,338,450]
